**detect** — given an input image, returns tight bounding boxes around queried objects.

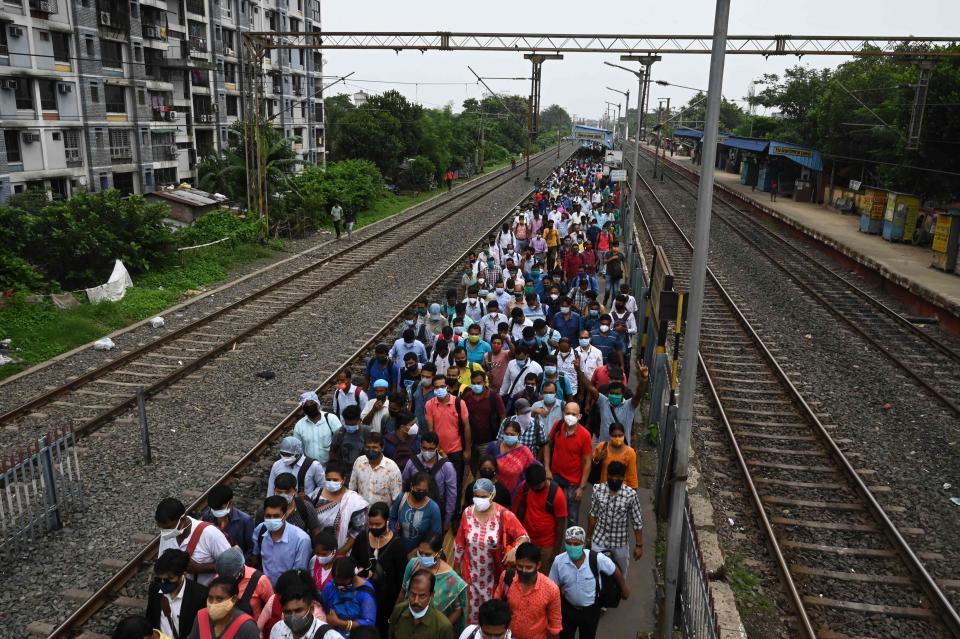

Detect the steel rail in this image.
[633,144,960,417]
[0,149,557,443]
[628,157,960,637]
[45,147,574,639]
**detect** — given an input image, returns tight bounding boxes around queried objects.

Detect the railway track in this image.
[631,145,960,418]
[629,162,960,638]
[39,149,573,639]
[0,149,560,459]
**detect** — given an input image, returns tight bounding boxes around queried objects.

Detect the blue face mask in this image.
[434,387,448,399]
[417,552,437,568]
[263,518,284,532]
[589,310,599,317]
[345,424,359,433]
[544,366,557,376]
[608,394,623,406]
[565,544,584,560]
[471,384,484,394]
[502,435,519,446]
[543,393,556,405]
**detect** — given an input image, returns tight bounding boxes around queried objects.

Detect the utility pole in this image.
[479,110,485,171]
[653,102,663,179]
[524,53,563,180]
[658,1,731,636]
[557,126,561,159]
[607,87,630,146]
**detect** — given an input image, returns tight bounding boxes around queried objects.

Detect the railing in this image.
[0,428,83,555]
[195,113,215,123]
[152,107,176,121]
[29,0,58,13]
[679,501,720,639]
[105,102,127,114]
[189,36,207,52]
[110,146,133,160]
[142,24,166,40]
[65,147,83,166]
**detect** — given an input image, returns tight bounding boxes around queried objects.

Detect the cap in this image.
[215,547,245,578]
[298,391,320,406]
[429,303,442,319]
[279,436,303,455]
[565,526,587,542]
[372,379,390,389]
[513,398,532,414]
[473,478,496,495]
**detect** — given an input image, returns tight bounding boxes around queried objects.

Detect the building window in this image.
[105,85,126,113]
[3,130,21,163]
[38,79,57,111]
[63,129,82,164]
[14,78,32,110]
[101,40,123,68]
[52,32,70,62]
[134,45,142,63]
[223,62,236,83]
[129,1,138,17]
[90,81,100,102]
[141,129,149,146]
[109,129,132,160]
[225,94,238,116]
[137,89,145,105]
[0,23,8,55]
[94,129,104,147]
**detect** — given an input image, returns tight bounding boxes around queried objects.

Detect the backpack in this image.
[334,387,363,415]
[234,570,264,615]
[516,480,560,522]
[408,455,449,519]
[296,457,317,493]
[588,550,622,608]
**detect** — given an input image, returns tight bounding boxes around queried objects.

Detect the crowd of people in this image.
[114,150,648,639]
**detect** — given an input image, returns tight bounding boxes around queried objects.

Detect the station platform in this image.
[644,145,960,323]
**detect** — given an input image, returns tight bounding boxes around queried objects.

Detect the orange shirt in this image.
[425,396,468,453]
[592,443,639,489]
[493,571,562,639]
[237,564,274,619]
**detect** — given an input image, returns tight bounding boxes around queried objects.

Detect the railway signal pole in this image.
[658,1,729,636]
[523,53,563,180]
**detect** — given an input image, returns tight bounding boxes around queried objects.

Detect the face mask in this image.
[515,357,527,366]
[280,493,295,503]
[610,435,625,446]
[469,297,478,304]
[420,378,432,387]
[421,449,437,461]
[524,286,535,295]
[524,384,536,394]
[417,308,428,316]
[589,310,599,317]
[559,306,570,314]
[608,478,624,492]
[409,604,429,620]
[471,384,484,394]
[517,568,538,584]
[344,424,359,433]
[207,599,235,621]
[280,454,298,465]
[565,544,585,560]
[563,414,579,427]
[542,393,556,405]
[159,525,182,540]
[579,338,591,348]
[411,490,428,501]
[531,270,540,278]
[284,611,314,635]
[408,424,420,436]
[315,552,336,565]
[434,387,448,399]
[502,434,519,446]
[541,365,556,376]
[325,480,343,493]
[453,327,464,335]
[211,507,230,518]
[473,496,492,512]
[599,325,611,333]
[487,260,495,267]
[263,518,283,532]
[468,334,480,344]
[369,526,388,538]
[365,449,382,462]
[405,319,415,326]
[615,304,626,311]
[159,579,181,594]
[479,467,496,480]
[495,287,504,294]
[417,552,437,568]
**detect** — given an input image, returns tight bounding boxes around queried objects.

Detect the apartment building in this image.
[0,0,324,203]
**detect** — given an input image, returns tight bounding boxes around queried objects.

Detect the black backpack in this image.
[517,480,560,522]
[234,570,264,615]
[408,455,449,519]
[588,550,622,608]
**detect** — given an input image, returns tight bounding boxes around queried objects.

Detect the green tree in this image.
[540,104,572,134]
[398,156,436,191]
[331,108,405,178]
[366,90,424,157]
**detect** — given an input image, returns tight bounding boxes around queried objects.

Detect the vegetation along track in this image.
[629,161,960,638]
[0,148,560,459]
[42,149,574,638]
[632,144,960,418]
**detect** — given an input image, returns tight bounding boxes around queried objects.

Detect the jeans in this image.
[559,597,601,639]
[555,478,582,528]
[447,450,465,518]
[604,276,621,305]
[592,540,631,579]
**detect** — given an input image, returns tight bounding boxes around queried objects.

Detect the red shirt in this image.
[425,396,468,453]
[462,390,505,446]
[547,422,592,485]
[514,481,568,547]
[590,365,628,388]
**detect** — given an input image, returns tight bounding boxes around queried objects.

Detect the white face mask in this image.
[315,553,336,566]
[473,497,492,512]
[407,424,420,436]
[564,414,579,427]
[210,508,230,518]
[409,604,429,620]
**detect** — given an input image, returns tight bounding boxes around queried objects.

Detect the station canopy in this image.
[572,124,613,149]
[767,140,824,172]
[673,127,704,140]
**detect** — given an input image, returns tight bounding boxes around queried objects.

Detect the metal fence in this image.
[0,428,84,554]
[680,499,720,639]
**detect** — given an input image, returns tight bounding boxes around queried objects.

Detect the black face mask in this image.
[411,490,428,501]
[364,448,382,462]
[446,377,459,387]
[525,385,536,394]
[517,569,538,584]
[607,478,624,492]
[304,404,321,419]
[369,526,388,537]
[479,468,496,480]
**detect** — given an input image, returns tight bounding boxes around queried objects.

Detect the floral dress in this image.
[454,504,528,625]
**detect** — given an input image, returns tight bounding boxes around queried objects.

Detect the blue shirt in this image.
[320,579,377,628]
[589,330,622,362]
[252,521,312,585]
[267,455,325,497]
[552,312,583,343]
[412,388,436,429]
[366,357,401,391]
[549,549,616,607]
[389,495,442,554]
[390,338,428,364]
[201,507,255,560]
[464,339,492,364]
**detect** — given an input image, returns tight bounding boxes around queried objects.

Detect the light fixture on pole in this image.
[607,86,630,146]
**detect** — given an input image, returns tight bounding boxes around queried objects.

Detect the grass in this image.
[725,553,776,625]
[0,242,275,380]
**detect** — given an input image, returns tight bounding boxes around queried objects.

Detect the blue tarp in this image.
[673,127,704,140]
[720,137,769,153]
[767,140,824,172]
[572,124,613,149]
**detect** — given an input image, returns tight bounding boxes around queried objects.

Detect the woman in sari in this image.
[485,420,536,496]
[399,532,468,635]
[309,461,368,558]
[454,478,530,625]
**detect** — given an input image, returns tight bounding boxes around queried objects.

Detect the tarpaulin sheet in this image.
[719,137,769,153]
[86,260,133,303]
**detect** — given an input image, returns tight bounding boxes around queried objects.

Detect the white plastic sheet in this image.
[94,338,116,351]
[85,260,133,304]
[150,316,165,328]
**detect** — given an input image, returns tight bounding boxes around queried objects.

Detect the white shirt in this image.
[555,350,579,394]
[623,293,638,314]
[462,297,485,322]
[508,318,533,342]
[157,580,184,639]
[499,358,543,397]
[576,345,604,382]
[270,615,344,639]
[333,384,369,418]
[610,309,638,336]
[460,627,512,639]
[157,516,231,586]
[359,397,390,433]
[479,313,507,342]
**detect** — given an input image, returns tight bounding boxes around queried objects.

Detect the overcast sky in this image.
[319,1,958,124]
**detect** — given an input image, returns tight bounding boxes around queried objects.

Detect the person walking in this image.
[344,208,356,239]
[446,170,456,191]
[400,533,468,635]
[493,543,562,639]
[389,570,456,639]
[770,177,779,202]
[587,461,643,578]
[330,203,343,240]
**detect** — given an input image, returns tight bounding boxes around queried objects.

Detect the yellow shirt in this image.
[544,228,560,248]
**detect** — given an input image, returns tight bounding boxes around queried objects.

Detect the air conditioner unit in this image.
[168,145,179,155]
[224,47,235,56]
[9,25,24,38]
[0,79,18,90]
[22,132,40,143]
[169,111,179,120]
[99,11,111,25]
[57,82,72,94]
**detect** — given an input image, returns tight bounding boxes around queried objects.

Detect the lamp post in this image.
[607,87,630,147]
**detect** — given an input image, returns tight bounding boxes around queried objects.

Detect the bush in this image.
[289,159,384,233]
[174,209,260,247]
[398,156,436,192]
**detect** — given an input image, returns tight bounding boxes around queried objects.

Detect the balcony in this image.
[152,106,177,121]
[110,146,133,161]
[194,113,216,124]
[189,36,207,53]
[186,0,205,15]
[64,147,83,167]
[156,145,179,161]
[142,24,167,40]
[29,0,58,13]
